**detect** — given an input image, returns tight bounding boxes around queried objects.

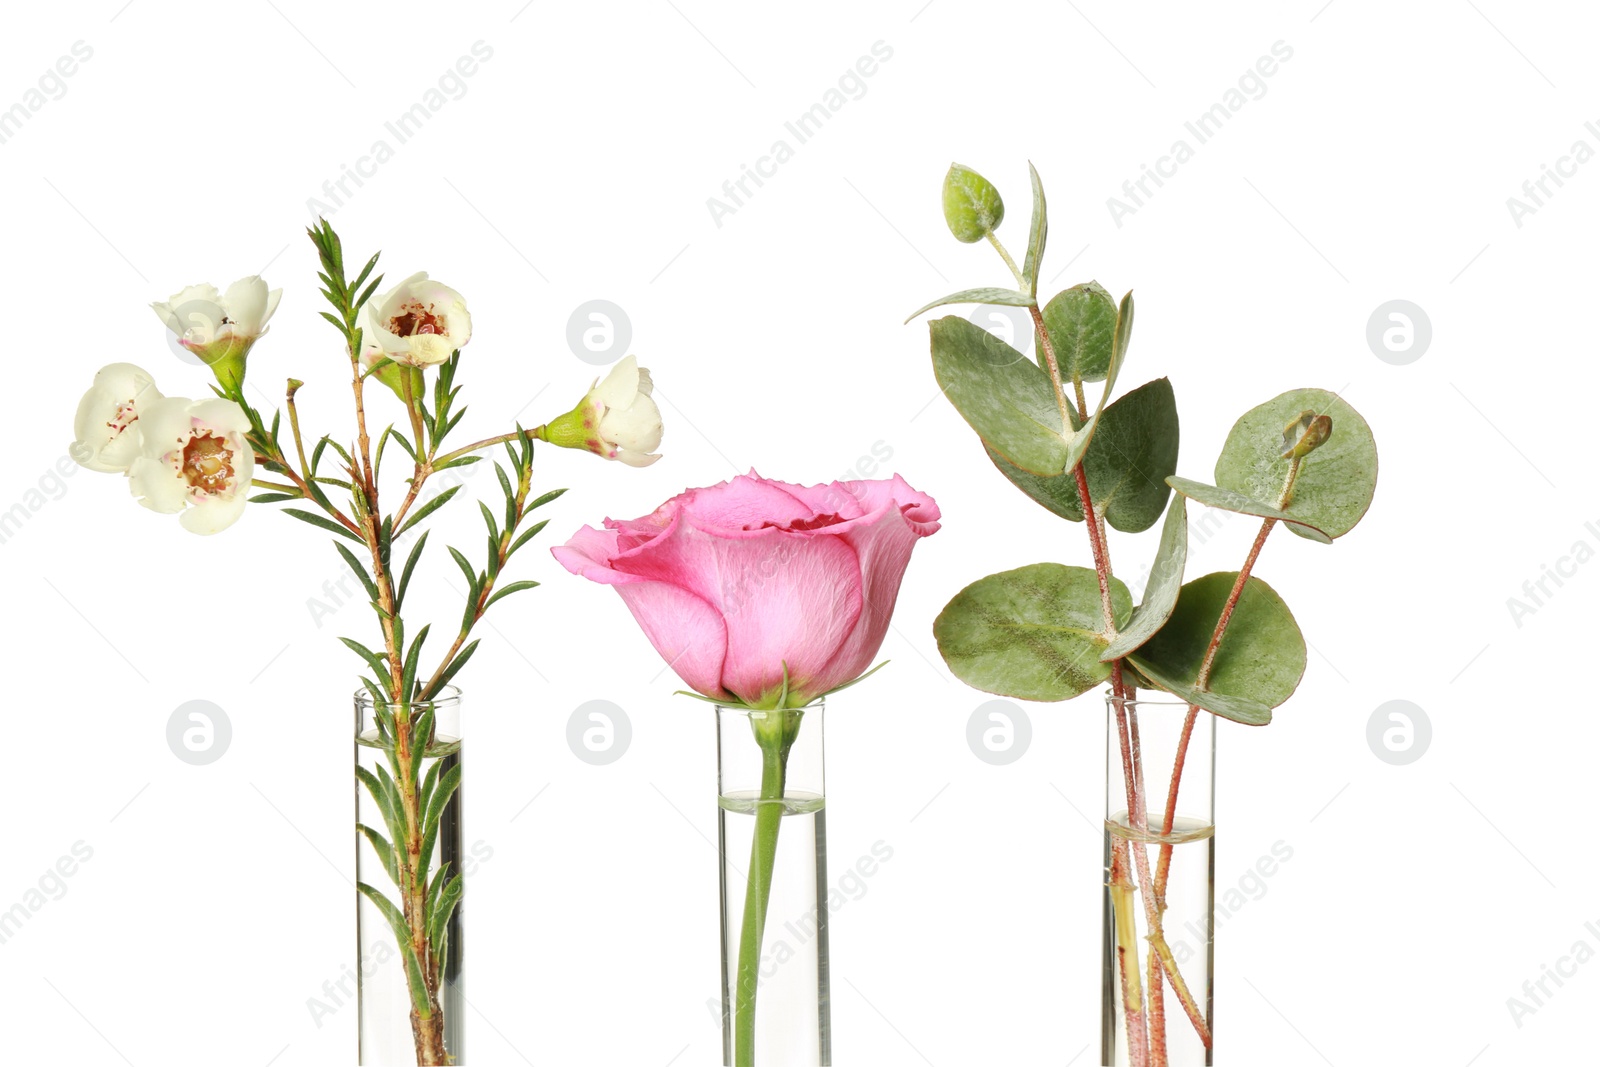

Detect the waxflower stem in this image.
[734,712,795,1067]
[432,424,549,470]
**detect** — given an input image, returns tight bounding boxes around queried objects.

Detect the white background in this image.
[2,2,1596,1064]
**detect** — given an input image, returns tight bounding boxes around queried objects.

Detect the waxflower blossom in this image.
[72,363,164,473]
[152,276,281,391]
[554,473,940,706]
[541,356,663,467]
[366,272,471,367]
[127,396,256,535]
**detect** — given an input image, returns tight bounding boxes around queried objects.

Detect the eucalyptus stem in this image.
[1155,458,1303,901]
[986,231,1028,290]
[1026,286,1161,1065]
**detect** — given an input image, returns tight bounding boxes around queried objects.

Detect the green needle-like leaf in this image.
[334,542,380,602]
[340,638,392,687]
[396,485,462,537]
[484,580,540,610]
[356,882,433,1017]
[396,530,429,610]
[357,823,401,887]
[283,508,362,544]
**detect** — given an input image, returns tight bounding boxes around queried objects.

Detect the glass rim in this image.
[713,700,824,713]
[353,683,462,709]
[1101,687,1191,708]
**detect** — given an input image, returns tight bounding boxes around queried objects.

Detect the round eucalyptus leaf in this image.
[1042,281,1117,382]
[935,563,1132,703]
[929,316,1067,476]
[1128,571,1307,726]
[987,377,1178,533]
[1214,388,1377,542]
[1166,476,1332,544]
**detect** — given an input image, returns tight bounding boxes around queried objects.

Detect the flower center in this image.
[390,302,445,337]
[105,399,139,435]
[182,433,235,494]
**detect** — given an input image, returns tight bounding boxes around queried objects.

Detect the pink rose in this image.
[553,472,941,706]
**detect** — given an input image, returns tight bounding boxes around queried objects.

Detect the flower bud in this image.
[1279,409,1333,459]
[152,276,281,394]
[540,356,662,467]
[942,163,1005,243]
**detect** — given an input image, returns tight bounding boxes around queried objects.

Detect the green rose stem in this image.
[735,708,801,1067]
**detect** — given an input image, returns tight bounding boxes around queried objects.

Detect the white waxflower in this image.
[366,272,471,367]
[543,356,663,467]
[127,397,256,535]
[151,276,281,390]
[72,363,164,473]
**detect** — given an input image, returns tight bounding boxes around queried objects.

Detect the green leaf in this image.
[396,530,429,610]
[248,492,298,504]
[1021,161,1047,298]
[1165,476,1332,544]
[425,639,480,698]
[928,316,1067,476]
[418,759,441,822]
[1213,388,1378,541]
[447,546,478,591]
[428,873,464,965]
[508,518,550,556]
[396,484,461,537]
[1041,280,1117,383]
[334,542,381,602]
[1059,289,1133,476]
[356,883,433,1017]
[1128,571,1307,726]
[987,377,1178,533]
[903,287,1034,324]
[1102,495,1187,661]
[933,563,1132,702]
[402,624,430,702]
[339,638,391,686]
[416,764,462,884]
[527,488,567,511]
[357,823,400,887]
[942,162,1004,243]
[484,580,539,610]
[356,766,405,845]
[283,508,362,544]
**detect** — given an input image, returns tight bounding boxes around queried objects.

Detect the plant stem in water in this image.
[735,723,790,1066]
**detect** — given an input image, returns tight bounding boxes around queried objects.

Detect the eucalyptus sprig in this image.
[908,163,1378,1066]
